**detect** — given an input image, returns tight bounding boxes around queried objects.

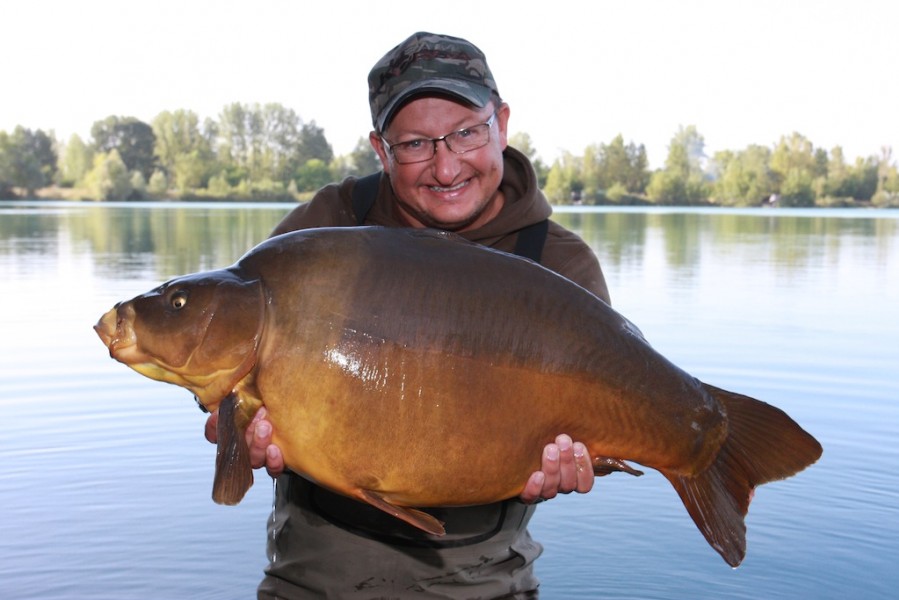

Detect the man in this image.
[207,32,611,599]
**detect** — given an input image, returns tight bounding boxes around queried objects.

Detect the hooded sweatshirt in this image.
[271,146,609,303]
[258,146,609,599]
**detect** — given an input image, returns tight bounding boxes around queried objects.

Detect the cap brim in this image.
[376,79,493,132]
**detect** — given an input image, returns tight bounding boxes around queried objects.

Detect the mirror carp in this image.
[95,226,822,567]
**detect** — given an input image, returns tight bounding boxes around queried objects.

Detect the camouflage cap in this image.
[368,32,500,132]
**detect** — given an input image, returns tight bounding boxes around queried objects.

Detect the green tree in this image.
[83,150,132,200]
[779,168,815,207]
[509,132,548,187]
[129,170,147,200]
[0,126,57,196]
[343,137,381,177]
[543,152,582,204]
[206,171,232,197]
[581,144,602,201]
[263,104,307,182]
[297,120,334,165]
[712,145,774,206]
[873,147,899,206]
[152,109,216,191]
[770,132,816,197]
[58,133,93,187]
[813,148,828,179]
[24,128,56,190]
[872,147,899,207]
[294,158,332,192]
[508,132,537,157]
[595,134,650,195]
[216,102,263,180]
[0,131,13,198]
[147,169,168,196]
[646,169,688,205]
[605,182,629,203]
[216,102,326,186]
[91,116,157,179]
[824,146,851,198]
[647,126,709,204]
[816,146,877,203]
[847,156,879,201]
[173,150,214,193]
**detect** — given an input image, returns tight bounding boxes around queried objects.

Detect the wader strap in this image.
[351,172,382,226]
[513,219,549,264]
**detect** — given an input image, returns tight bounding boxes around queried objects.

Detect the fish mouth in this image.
[94,307,119,347]
[95,305,193,390]
[94,305,139,361]
[93,302,250,409]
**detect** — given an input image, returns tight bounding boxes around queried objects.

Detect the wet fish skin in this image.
[95,226,822,567]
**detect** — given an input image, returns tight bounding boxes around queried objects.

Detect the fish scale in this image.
[95,226,822,567]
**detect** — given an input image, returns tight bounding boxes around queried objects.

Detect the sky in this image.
[2,0,896,169]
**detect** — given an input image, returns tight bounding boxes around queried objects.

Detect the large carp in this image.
[95,226,821,567]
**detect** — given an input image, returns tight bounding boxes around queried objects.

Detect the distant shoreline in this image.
[25,185,314,204]
[5,186,882,209]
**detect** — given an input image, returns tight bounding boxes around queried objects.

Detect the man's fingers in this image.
[204,410,218,443]
[540,442,561,499]
[555,434,577,492]
[573,441,594,493]
[249,420,272,469]
[244,406,267,445]
[247,407,272,469]
[519,471,546,504]
[264,443,285,478]
[204,405,283,477]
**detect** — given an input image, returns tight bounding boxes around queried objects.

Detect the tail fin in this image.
[662,385,822,567]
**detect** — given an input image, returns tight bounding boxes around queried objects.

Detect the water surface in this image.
[1,202,897,599]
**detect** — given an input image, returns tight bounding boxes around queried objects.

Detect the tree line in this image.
[523,126,898,208]
[0,103,381,202]
[1,104,897,207]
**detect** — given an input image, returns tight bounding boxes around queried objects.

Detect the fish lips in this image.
[94,303,137,359]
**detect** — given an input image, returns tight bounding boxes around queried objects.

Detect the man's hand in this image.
[205,407,284,477]
[206,415,592,498]
[519,434,594,504]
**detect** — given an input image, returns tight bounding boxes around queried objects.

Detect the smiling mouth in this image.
[429,179,470,193]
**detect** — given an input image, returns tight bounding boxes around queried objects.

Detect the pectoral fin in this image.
[212,393,254,505]
[356,489,446,536]
[593,456,644,477]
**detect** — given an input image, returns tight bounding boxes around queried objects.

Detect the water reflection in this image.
[2,201,898,599]
[554,207,898,275]
[4,203,896,283]
[0,202,292,280]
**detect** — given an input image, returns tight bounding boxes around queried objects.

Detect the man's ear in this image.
[495,102,511,150]
[369,132,391,172]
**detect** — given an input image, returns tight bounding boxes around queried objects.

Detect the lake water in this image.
[1,201,897,599]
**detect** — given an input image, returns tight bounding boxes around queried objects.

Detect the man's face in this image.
[370,96,510,232]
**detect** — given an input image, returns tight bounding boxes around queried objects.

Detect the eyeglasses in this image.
[382,112,497,164]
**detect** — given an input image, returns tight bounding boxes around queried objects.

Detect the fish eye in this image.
[170,290,189,310]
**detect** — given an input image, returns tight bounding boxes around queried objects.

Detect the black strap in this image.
[351,172,382,226]
[351,171,548,264]
[513,219,549,263]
